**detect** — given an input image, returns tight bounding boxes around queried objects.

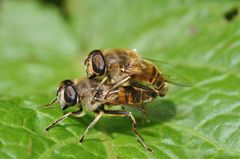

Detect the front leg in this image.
[38,97,58,109]
[79,111,103,143]
[45,109,85,131]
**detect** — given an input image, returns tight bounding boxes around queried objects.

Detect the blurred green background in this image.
[0,0,240,158]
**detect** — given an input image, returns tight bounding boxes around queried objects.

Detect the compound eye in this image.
[92,51,106,76]
[64,86,77,105]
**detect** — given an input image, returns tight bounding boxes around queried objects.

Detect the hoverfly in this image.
[41,78,158,152]
[84,48,191,99]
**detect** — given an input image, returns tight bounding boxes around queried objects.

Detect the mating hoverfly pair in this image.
[41,48,190,152]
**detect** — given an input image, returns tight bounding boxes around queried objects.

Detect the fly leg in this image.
[45,109,85,131]
[102,109,153,152]
[137,105,150,124]
[94,75,132,102]
[103,76,132,99]
[93,76,109,102]
[137,105,146,114]
[38,97,58,109]
[107,76,132,92]
[79,111,103,143]
[96,76,109,90]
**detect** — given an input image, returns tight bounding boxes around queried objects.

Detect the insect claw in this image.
[147,148,153,153]
[79,137,84,144]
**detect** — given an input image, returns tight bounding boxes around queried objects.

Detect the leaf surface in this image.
[0,1,240,158]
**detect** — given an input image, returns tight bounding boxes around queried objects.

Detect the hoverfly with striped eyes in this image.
[84,48,191,100]
[41,78,159,152]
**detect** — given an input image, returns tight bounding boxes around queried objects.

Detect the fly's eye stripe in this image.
[92,52,106,75]
[57,79,73,95]
[64,86,77,105]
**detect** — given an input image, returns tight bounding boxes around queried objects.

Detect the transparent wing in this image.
[144,58,192,87]
[124,99,176,122]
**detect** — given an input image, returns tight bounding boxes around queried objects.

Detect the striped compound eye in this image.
[92,51,106,76]
[64,85,77,106]
[57,80,78,110]
[85,50,106,79]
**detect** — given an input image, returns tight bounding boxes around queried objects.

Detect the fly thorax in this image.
[83,96,102,111]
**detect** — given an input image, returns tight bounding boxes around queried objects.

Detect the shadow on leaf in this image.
[67,99,176,139]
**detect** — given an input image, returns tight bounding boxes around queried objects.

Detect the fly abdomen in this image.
[106,85,158,106]
[134,62,168,97]
[133,86,158,103]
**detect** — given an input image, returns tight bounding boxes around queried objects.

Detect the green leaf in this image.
[1,0,240,158]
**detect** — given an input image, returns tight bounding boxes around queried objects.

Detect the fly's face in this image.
[57,80,79,110]
[84,50,107,79]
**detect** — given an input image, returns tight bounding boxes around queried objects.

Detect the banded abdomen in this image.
[134,60,168,96]
[106,85,158,106]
